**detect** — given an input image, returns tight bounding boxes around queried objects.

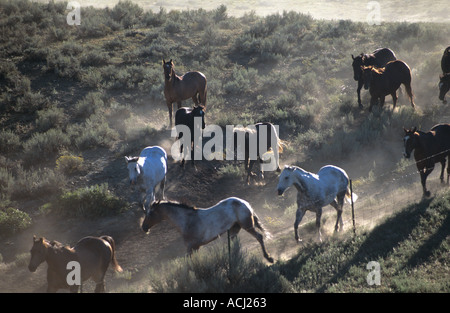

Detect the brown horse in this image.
[351,48,397,108]
[403,124,450,197]
[28,235,122,293]
[362,60,415,112]
[163,59,207,128]
[439,46,450,104]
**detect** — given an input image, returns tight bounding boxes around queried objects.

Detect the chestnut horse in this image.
[28,235,122,293]
[163,59,207,128]
[439,46,450,104]
[351,48,397,108]
[403,124,450,197]
[362,60,415,112]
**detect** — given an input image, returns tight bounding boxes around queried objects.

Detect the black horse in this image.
[174,105,205,167]
[362,60,415,112]
[403,124,450,197]
[351,48,397,108]
[438,46,450,104]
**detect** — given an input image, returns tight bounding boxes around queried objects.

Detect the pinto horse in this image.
[277,165,357,242]
[403,124,450,197]
[438,46,450,104]
[163,59,207,128]
[351,48,397,108]
[362,60,415,112]
[142,197,274,263]
[28,235,122,293]
[174,105,206,167]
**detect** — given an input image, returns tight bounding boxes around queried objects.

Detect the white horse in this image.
[125,146,167,211]
[277,165,357,242]
[142,197,274,263]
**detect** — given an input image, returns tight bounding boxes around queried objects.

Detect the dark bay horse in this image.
[28,235,122,293]
[232,122,284,184]
[439,46,450,104]
[403,124,450,197]
[351,48,396,108]
[174,105,206,167]
[142,197,274,263]
[362,60,415,112]
[163,59,207,128]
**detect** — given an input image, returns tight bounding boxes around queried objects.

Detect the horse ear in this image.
[351,54,355,60]
[169,59,173,64]
[403,127,408,133]
[162,59,165,64]
[412,127,417,133]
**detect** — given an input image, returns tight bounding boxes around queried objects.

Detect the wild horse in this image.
[362,60,415,112]
[277,165,357,242]
[28,235,122,293]
[403,124,450,197]
[163,59,207,128]
[438,46,450,104]
[351,48,397,108]
[141,197,274,263]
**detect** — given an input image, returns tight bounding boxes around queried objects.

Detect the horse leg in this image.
[379,95,386,108]
[391,91,398,109]
[160,178,165,200]
[244,226,274,263]
[192,93,199,106]
[228,223,241,239]
[294,207,305,242]
[330,198,344,233]
[440,159,446,184]
[404,83,415,108]
[247,160,255,185]
[357,79,363,108]
[420,167,433,197]
[167,101,173,128]
[315,207,323,242]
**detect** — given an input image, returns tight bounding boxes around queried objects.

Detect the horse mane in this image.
[158,200,198,211]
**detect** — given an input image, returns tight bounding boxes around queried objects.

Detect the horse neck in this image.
[46,244,75,271]
[292,167,315,190]
[157,203,193,230]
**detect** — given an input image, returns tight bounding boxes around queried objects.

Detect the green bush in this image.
[23,128,70,163]
[0,130,22,154]
[149,239,293,293]
[54,183,127,218]
[0,207,32,239]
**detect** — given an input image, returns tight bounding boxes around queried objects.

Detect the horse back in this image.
[73,237,113,279]
[431,124,450,152]
[371,48,397,67]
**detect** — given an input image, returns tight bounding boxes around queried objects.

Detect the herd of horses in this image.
[28,46,450,292]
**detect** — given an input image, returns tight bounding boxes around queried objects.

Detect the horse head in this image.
[403,127,418,159]
[277,166,296,195]
[361,65,374,90]
[163,59,174,81]
[28,236,48,272]
[142,200,162,233]
[125,156,140,185]
[438,73,450,104]
[351,53,364,81]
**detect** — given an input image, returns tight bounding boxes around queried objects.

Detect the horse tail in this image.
[101,236,123,273]
[345,186,358,204]
[253,214,272,239]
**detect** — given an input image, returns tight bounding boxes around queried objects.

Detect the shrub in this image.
[54,183,127,218]
[0,207,32,239]
[56,154,84,175]
[0,130,22,154]
[149,239,293,292]
[23,128,70,163]
[35,106,65,132]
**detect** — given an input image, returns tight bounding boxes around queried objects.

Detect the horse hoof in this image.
[423,191,431,197]
[266,257,274,263]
